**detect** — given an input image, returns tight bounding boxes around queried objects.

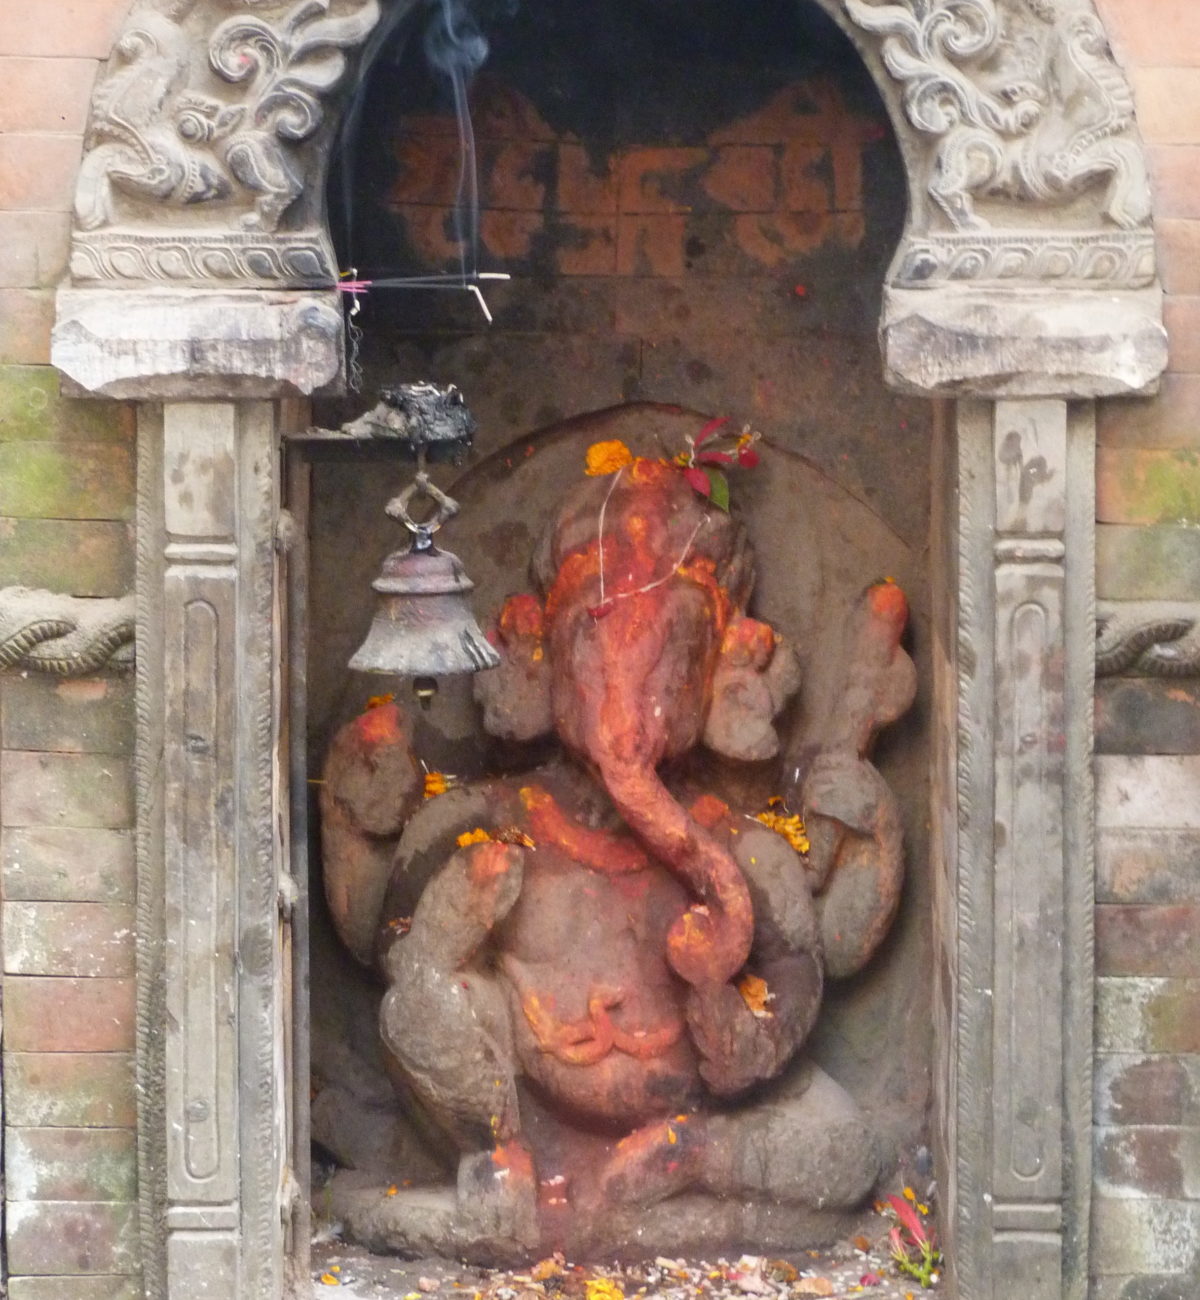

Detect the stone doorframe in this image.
[45,2,1167,1298]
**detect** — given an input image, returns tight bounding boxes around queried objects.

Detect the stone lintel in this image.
[882,285,1167,399]
[52,289,345,400]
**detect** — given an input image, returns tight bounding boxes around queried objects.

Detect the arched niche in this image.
[39,3,1167,1300]
[51,0,1166,398]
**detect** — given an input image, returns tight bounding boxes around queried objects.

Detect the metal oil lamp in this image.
[341,383,499,702]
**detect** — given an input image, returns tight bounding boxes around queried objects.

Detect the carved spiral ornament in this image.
[0,588,135,676]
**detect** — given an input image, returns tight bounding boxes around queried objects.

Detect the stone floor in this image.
[309,1205,940,1299]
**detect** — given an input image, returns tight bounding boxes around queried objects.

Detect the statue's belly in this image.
[498,856,701,1127]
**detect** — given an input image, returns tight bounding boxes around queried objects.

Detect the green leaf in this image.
[706,468,730,511]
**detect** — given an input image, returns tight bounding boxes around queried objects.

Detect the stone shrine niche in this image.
[301,0,933,1264]
[306,403,932,1263]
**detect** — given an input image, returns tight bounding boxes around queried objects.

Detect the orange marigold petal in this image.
[585,440,635,477]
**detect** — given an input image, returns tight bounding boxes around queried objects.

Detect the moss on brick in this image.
[0,365,132,444]
[0,442,134,520]
[0,517,133,595]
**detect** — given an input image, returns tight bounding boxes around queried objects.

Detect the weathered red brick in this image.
[0,288,54,365]
[0,676,134,756]
[0,210,72,288]
[1095,679,1200,755]
[0,517,133,596]
[1146,145,1200,221]
[1096,447,1200,525]
[7,1127,136,1201]
[1090,1196,1200,1275]
[555,216,618,276]
[732,211,832,267]
[1097,977,1200,1054]
[4,975,135,1052]
[1158,220,1200,297]
[1129,69,1200,146]
[484,141,550,211]
[1097,525,1200,601]
[701,146,777,212]
[1097,904,1200,978]
[1098,375,1200,449]
[1098,829,1200,904]
[2,826,135,904]
[0,751,133,829]
[399,205,463,269]
[616,214,688,276]
[4,1052,136,1128]
[0,441,135,520]
[0,57,96,133]
[780,143,831,213]
[1099,0,1200,66]
[0,134,83,213]
[3,901,135,977]
[557,145,618,214]
[6,1200,137,1276]
[619,148,708,215]
[480,209,540,261]
[471,76,557,143]
[1095,1054,1200,1127]
[0,0,128,58]
[0,366,134,445]
[1095,1125,1196,1199]
[9,1277,142,1300]
[389,135,462,208]
[1164,296,1200,373]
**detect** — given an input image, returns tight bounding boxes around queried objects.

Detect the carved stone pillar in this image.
[137,402,287,1299]
[935,400,1095,1300]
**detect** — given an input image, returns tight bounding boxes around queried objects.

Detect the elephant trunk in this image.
[596,751,753,988]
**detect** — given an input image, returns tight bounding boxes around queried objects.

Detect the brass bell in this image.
[349,539,499,678]
[349,469,499,684]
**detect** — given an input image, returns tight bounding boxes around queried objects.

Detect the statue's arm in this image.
[685,823,823,1098]
[380,835,527,1146]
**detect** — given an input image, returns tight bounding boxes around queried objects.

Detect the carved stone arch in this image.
[52,0,1166,397]
[39,4,1169,1300]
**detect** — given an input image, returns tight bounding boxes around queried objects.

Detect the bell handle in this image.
[386,472,461,547]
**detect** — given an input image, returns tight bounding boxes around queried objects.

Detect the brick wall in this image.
[0,4,140,1297]
[1090,3,1200,1293]
[0,2,1197,1297]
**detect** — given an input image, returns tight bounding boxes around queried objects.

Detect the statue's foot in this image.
[701,1063,884,1209]
[331,1143,540,1267]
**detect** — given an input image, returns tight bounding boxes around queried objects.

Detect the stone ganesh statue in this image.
[320,451,916,1262]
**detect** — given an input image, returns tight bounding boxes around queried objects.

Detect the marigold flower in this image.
[738,972,775,1018]
[585,439,634,476]
[456,827,493,847]
[424,771,451,799]
[754,807,810,854]
[585,1280,625,1300]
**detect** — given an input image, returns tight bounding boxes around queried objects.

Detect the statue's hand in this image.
[686,981,778,1097]
[385,839,526,979]
[801,751,883,836]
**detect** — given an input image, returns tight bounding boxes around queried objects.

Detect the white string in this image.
[595,466,624,608]
[594,468,709,614]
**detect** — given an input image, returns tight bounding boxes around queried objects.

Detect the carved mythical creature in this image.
[74,0,379,232]
[319,436,916,1261]
[846,0,1151,231]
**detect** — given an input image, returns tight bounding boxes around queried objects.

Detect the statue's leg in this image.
[698,1063,883,1209]
[344,842,541,1257]
[380,841,525,1145]
[590,1113,710,1209]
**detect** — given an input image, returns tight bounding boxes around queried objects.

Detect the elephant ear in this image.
[473,594,555,741]
[703,618,801,762]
